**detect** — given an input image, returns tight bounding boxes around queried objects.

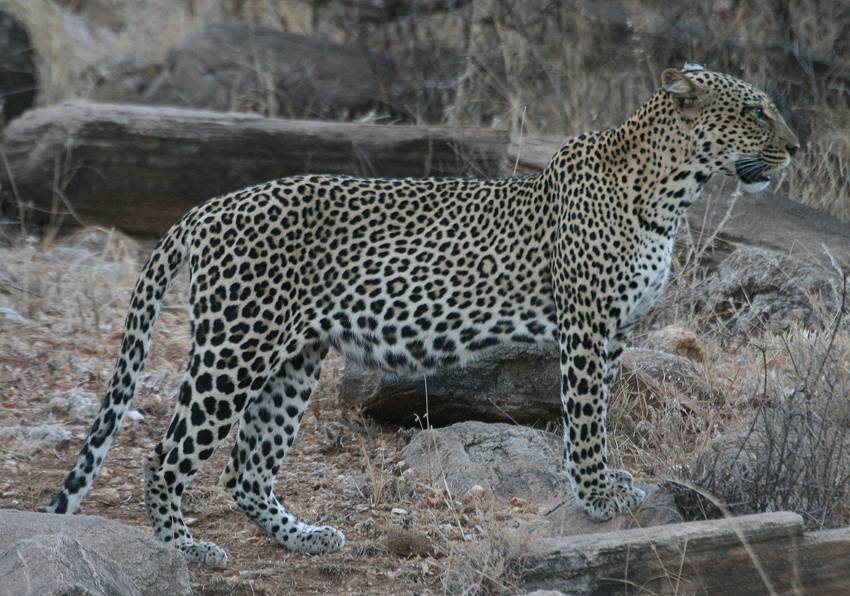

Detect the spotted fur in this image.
[43,66,799,566]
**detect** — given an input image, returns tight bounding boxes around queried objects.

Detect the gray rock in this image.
[403,421,565,504]
[697,247,847,334]
[49,387,97,420]
[620,347,711,402]
[0,306,30,325]
[403,421,682,537]
[0,424,71,447]
[640,325,704,362]
[122,21,406,119]
[0,509,191,596]
[340,344,709,426]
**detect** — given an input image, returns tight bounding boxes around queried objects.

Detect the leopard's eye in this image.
[745,105,768,121]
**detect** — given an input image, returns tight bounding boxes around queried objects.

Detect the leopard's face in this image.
[663,65,800,192]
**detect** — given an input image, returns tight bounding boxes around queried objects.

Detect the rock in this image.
[0,10,36,123]
[619,347,711,403]
[0,306,30,325]
[0,102,507,236]
[696,247,847,334]
[124,22,405,119]
[686,187,850,272]
[340,344,561,426]
[641,325,704,362]
[0,424,71,448]
[0,509,191,596]
[403,421,683,537]
[48,387,97,420]
[341,344,708,426]
[383,526,435,558]
[403,421,565,504]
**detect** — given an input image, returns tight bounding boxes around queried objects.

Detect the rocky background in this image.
[0,1,849,594]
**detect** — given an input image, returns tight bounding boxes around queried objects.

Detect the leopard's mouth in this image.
[734,158,772,185]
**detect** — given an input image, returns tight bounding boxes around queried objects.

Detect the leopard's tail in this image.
[42,216,192,514]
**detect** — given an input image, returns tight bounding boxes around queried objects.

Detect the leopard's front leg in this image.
[558,324,645,520]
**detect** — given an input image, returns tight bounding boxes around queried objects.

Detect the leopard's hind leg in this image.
[220,342,345,554]
[143,306,297,566]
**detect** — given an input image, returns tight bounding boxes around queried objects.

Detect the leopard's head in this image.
[661,63,800,192]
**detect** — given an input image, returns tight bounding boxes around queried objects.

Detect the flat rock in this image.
[0,509,191,596]
[403,421,565,503]
[340,344,708,426]
[0,424,71,448]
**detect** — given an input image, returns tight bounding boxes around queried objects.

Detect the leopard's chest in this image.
[618,233,676,328]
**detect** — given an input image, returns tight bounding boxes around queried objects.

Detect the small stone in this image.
[0,424,71,447]
[384,526,434,558]
[126,410,144,421]
[50,388,97,419]
[391,507,408,516]
[642,325,704,362]
[463,484,487,504]
[0,306,30,325]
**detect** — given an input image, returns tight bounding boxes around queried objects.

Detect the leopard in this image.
[43,64,799,567]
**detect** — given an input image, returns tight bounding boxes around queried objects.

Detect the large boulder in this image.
[339,344,709,426]
[0,509,191,596]
[670,247,849,335]
[0,102,507,236]
[99,21,406,119]
[403,421,682,535]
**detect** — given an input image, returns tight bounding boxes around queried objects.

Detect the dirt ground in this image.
[0,231,545,595]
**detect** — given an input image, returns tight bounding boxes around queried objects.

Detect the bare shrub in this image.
[677,274,850,530]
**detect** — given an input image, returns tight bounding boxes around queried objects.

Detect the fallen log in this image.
[0,102,507,236]
[518,511,850,594]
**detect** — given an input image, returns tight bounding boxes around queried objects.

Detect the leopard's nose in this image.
[786,143,799,157]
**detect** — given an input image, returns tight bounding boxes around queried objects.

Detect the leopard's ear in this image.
[661,68,707,116]
[661,68,703,98]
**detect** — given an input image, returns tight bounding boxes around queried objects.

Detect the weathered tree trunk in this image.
[0,102,507,236]
[518,512,850,594]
